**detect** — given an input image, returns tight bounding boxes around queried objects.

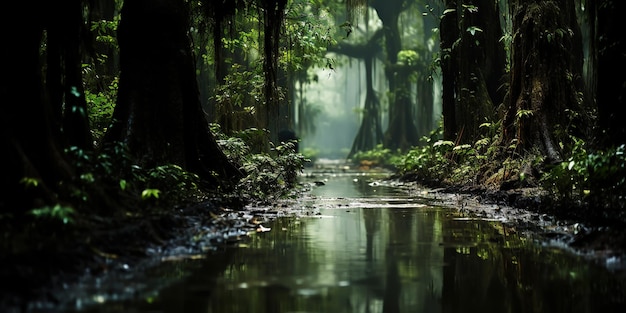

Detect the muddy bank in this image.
[409,182,626,272]
[2,163,624,312]
[0,195,318,313]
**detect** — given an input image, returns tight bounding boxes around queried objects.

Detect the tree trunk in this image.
[1,6,75,212]
[260,0,288,144]
[416,5,439,138]
[503,0,584,161]
[371,0,421,151]
[349,56,384,158]
[594,0,626,147]
[105,0,241,187]
[440,0,458,141]
[327,29,385,157]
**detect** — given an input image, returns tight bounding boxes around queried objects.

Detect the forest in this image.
[1,0,626,309]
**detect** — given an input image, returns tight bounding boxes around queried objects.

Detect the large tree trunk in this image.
[1,4,77,213]
[503,0,584,161]
[105,0,241,187]
[439,0,507,144]
[474,0,507,109]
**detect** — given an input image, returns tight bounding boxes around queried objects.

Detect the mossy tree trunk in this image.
[502,0,584,162]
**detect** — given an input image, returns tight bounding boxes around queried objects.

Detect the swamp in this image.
[2,0,626,312]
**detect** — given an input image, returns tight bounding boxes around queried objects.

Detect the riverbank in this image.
[392,173,626,272]
[2,160,625,312]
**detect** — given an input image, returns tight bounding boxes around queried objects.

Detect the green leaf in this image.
[142,189,160,200]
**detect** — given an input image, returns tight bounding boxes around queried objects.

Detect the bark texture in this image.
[503,0,584,161]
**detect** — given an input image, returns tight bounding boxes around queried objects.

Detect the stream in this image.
[56,161,625,312]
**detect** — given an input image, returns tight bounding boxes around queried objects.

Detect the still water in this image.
[75,167,625,313]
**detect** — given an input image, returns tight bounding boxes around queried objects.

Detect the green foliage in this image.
[301,146,320,164]
[141,189,161,200]
[67,141,133,186]
[143,164,204,204]
[351,144,403,170]
[20,177,41,188]
[237,143,304,201]
[29,205,75,225]
[397,50,420,66]
[395,118,530,187]
[213,64,265,128]
[85,78,118,145]
[399,131,455,183]
[283,2,337,74]
[89,7,120,51]
[212,124,309,203]
[466,26,483,36]
[64,142,206,209]
[541,140,626,209]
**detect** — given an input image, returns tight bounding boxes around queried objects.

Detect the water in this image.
[70,166,625,312]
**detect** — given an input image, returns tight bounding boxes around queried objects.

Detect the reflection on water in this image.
[78,171,626,313]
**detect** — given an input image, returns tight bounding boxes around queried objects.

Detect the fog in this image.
[299,55,389,160]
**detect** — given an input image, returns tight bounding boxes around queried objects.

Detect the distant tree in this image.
[103,0,241,187]
[328,29,386,158]
[502,0,584,161]
[369,0,422,151]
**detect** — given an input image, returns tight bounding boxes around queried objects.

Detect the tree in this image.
[440,0,460,141]
[439,0,507,144]
[502,0,584,162]
[200,0,255,135]
[1,1,92,213]
[259,0,289,144]
[103,0,241,187]
[370,0,423,151]
[416,1,441,138]
[328,29,386,158]
[589,0,626,147]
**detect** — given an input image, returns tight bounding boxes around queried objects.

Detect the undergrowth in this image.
[351,120,626,216]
